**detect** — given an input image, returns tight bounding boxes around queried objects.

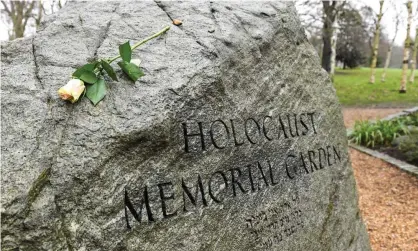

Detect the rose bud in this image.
[58,79,85,103]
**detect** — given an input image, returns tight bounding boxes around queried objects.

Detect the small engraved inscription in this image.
[245,195,304,248]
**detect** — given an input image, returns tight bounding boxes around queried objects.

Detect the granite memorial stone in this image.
[1,1,371,250]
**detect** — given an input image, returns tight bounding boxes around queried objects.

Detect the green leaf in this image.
[83,62,98,71]
[79,71,98,84]
[119,41,132,62]
[101,60,118,81]
[72,63,99,78]
[86,79,107,106]
[73,68,86,78]
[117,61,144,82]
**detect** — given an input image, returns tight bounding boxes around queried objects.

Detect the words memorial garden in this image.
[125,111,343,228]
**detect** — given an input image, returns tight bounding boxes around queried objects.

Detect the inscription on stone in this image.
[182,112,318,152]
[245,194,304,248]
[124,111,343,230]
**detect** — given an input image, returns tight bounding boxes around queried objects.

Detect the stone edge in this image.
[346,106,418,177]
[348,143,418,177]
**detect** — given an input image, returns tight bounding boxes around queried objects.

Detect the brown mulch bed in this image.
[343,108,418,251]
[342,108,405,128]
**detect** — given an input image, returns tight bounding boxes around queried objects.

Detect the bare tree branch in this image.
[1,0,11,15]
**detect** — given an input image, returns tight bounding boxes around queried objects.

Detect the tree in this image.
[409,28,418,83]
[296,1,323,38]
[296,0,323,57]
[1,0,65,40]
[336,6,369,69]
[321,1,345,79]
[400,1,413,93]
[34,0,43,29]
[409,5,418,84]
[297,1,346,77]
[369,0,385,84]
[308,31,324,57]
[360,5,376,50]
[1,0,36,40]
[381,2,402,82]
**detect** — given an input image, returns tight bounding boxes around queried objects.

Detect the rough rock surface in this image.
[1,1,371,250]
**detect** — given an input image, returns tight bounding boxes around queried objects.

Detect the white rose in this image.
[58,79,85,103]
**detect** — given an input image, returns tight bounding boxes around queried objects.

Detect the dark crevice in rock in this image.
[268,3,281,13]
[209,2,220,29]
[24,167,52,216]
[93,20,112,59]
[54,200,74,251]
[32,38,43,90]
[153,0,174,21]
[55,109,75,160]
[48,106,78,247]
[93,3,120,60]
[168,88,180,96]
[320,182,339,247]
[46,62,77,68]
[7,167,52,226]
[76,14,93,58]
[153,1,217,59]
[231,13,250,36]
[121,19,141,35]
[180,29,206,50]
[78,14,83,25]
[195,40,218,59]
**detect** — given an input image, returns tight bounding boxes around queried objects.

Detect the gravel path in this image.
[343,108,418,251]
[342,108,404,128]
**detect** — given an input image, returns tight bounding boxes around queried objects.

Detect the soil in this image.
[343,108,418,251]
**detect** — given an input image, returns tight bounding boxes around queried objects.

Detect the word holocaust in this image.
[181,112,318,152]
[124,145,342,229]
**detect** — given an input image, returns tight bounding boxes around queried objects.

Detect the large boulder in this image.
[1,1,371,250]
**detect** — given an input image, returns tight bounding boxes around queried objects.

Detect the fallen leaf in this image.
[173,19,182,26]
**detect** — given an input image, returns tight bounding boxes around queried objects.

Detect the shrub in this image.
[398,132,418,164]
[349,119,409,147]
[400,112,418,126]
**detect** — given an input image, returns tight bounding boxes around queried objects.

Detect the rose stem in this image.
[107,25,171,64]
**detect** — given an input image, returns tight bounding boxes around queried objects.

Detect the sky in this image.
[295,0,414,47]
[0,0,415,46]
[368,0,415,46]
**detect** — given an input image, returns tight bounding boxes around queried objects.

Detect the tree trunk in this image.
[400,1,412,93]
[381,46,393,82]
[35,0,43,30]
[330,17,338,79]
[13,1,25,39]
[1,0,36,40]
[382,6,400,83]
[321,1,342,76]
[321,1,344,79]
[408,27,418,83]
[369,0,384,84]
[321,18,333,73]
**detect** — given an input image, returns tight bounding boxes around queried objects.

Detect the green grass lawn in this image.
[333,68,418,107]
